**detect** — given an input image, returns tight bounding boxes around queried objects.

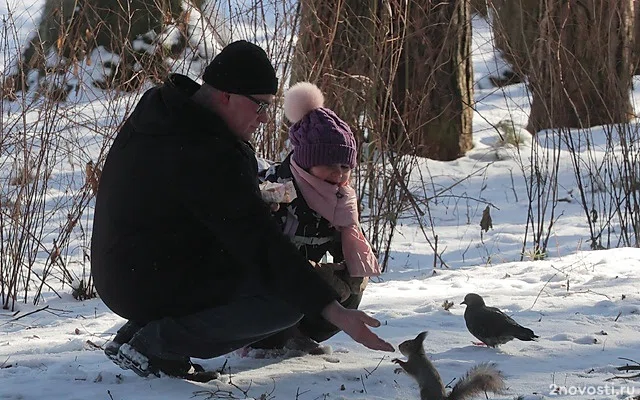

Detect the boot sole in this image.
[109,343,218,382]
[113,343,159,378]
[104,341,120,364]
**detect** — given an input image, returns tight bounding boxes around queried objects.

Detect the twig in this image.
[107,390,114,400]
[605,372,640,381]
[581,289,611,300]
[420,194,500,209]
[616,358,640,371]
[529,272,558,310]
[614,311,622,322]
[192,388,238,399]
[360,374,367,394]
[0,305,49,326]
[43,307,74,319]
[295,387,310,399]
[85,340,104,350]
[444,377,456,389]
[263,378,277,399]
[228,378,252,397]
[618,357,640,366]
[0,310,20,318]
[363,355,387,379]
[432,235,438,270]
[616,366,640,372]
[509,168,518,202]
[191,377,275,400]
[216,359,228,375]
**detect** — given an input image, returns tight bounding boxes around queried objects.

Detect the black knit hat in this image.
[202,40,278,95]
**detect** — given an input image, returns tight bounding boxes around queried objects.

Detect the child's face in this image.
[309,164,352,185]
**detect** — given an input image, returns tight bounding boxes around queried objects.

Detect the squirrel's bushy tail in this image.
[447,363,506,400]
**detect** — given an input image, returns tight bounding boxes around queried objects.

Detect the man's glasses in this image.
[239,94,271,114]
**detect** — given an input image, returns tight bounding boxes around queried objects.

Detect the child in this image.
[252,82,380,353]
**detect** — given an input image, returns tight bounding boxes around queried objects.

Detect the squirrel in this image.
[392,331,506,400]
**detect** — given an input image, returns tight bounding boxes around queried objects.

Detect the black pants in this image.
[127,293,303,360]
[251,291,363,349]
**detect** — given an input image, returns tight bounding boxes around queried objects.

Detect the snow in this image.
[1,7,640,400]
[0,0,42,74]
[2,251,640,399]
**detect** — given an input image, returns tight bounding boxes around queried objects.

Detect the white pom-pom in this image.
[284,82,324,123]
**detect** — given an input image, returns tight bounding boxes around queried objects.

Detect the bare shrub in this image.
[284,0,478,270]
[0,2,145,307]
[561,123,640,250]
[470,0,489,17]
[9,0,639,310]
[486,0,640,261]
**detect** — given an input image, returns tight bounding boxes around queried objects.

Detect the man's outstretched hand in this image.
[321,301,395,352]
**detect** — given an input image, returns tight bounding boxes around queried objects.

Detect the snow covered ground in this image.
[2,249,640,399]
[1,6,640,400]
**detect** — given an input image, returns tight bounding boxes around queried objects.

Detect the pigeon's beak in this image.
[460,300,467,305]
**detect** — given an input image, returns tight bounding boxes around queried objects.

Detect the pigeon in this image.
[461,293,539,347]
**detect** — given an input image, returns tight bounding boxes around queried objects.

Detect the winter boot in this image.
[114,343,217,382]
[104,320,144,362]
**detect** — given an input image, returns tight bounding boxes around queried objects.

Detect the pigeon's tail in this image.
[514,326,539,342]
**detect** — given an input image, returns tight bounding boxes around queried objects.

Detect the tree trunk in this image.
[490,0,542,77]
[291,0,378,146]
[527,0,634,133]
[633,1,640,74]
[292,0,473,161]
[389,0,473,160]
[4,0,204,98]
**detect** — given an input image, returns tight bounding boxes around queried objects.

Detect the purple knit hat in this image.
[284,82,357,169]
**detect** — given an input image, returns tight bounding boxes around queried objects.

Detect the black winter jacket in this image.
[91,74,338,322]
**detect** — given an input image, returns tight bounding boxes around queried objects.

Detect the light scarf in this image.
[290,159,380,277]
